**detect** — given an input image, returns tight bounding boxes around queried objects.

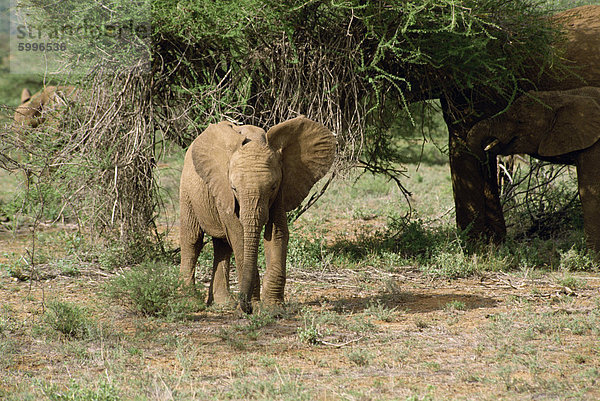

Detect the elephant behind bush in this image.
[468,87,600,255]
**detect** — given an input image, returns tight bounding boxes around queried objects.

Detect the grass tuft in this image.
[105,261,204,319]
[42,380,120,401]
[42,300,96,340]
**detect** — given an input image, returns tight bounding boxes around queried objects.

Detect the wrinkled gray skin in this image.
[179,117,336,313]
[468,87,600,254]
[449,5,600,243]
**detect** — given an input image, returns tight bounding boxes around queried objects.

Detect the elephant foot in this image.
[206,291,236,308]
[238,297,253,315]
[258,300,286,317]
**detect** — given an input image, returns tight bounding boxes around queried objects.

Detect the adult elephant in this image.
[468,87,600,253]
[179,116,336,313]
[447,5,600,243]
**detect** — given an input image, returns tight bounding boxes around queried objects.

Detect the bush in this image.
[559,247,597,272]
[422,250,479,279]
[393,219,449,260]
[287,234,326,270]
[42,300,96,339]
[105,261,204,319]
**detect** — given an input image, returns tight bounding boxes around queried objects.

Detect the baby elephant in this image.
[179,116,336,313]
[14,86,78,128]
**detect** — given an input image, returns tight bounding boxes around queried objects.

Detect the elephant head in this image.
[448,5,600,243]
[466,87,600,254]
[14,85,77,128]
[190,116,335,312]
[468,88,600,159]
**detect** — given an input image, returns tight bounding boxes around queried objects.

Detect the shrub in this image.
[559,247,597,272]
[105,261,204,319]
[42,300,95,339]
[423,250,479,279]
[393,219,447,259]
[345,348,373,367]
[287,234,325,270]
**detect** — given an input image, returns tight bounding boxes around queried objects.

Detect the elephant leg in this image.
[576,142,600,256]
[448,124,506,242]
[179,199,204,288]
[251,267,261,303]
[207,238,235,306]
[262,202,289,305]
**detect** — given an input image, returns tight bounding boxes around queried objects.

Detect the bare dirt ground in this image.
[1,225,599,400]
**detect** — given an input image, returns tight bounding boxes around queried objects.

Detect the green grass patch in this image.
[105,261,205,319]
[41,300,97,340]
[42,380,120,401]
[218,309,279,348]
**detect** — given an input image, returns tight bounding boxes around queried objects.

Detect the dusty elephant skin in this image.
[14,86,78,128]
[448,5,600,243]
[468,87,600,254]
[179,116,336,314]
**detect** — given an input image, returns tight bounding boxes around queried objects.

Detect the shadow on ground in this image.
[306,291,497,314]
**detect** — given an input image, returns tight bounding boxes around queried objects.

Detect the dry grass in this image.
[1,254,599,400]
[1,159,599,400]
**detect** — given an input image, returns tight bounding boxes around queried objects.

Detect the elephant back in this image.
[545,5,600,90]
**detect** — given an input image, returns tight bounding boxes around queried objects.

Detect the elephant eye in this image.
[231,186,237,193]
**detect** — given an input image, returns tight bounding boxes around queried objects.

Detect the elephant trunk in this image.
[449,122,506,243]
[467,120,494,156]
[238,197,268,314]
[239,226,259,313]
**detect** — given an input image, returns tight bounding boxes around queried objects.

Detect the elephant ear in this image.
[191,121,245,214]
[539,94,600,157]
[20,88,31,104]
[266,116,336,211]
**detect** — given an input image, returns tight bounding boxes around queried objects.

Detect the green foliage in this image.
[7,180,65,223]
[423,249,479,279]
[393,219,447,260]
[286,235,325,271]
[105,261,204,319]
[345,348,373,367]
[445,300,467,311]
[559,247,597,272]
[1,253,30,281]
[3,0,157,245]
[325,216,454,267]
[92,234,170,271]
[217,310,278,348]
[555,273,586,290]
[42,380,120,401]
[364,300,397,322]
[296,307,330,345]
[42,300,96,340]
[153,0,567,176]
[17,0,150,73]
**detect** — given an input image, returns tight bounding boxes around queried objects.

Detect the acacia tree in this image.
[154,0,566,145]
[153,0,581,232]
[2,0,589,246]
